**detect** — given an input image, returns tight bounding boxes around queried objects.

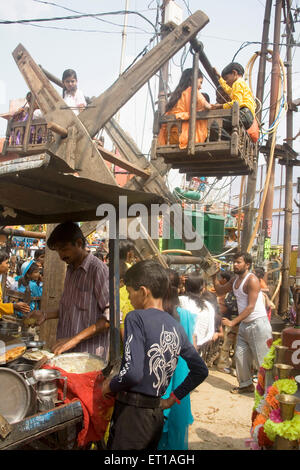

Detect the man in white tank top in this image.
[213,252,272,394]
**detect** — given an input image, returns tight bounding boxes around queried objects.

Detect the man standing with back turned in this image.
[213,252,272,394]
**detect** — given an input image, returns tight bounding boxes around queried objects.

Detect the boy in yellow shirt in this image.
[212,62,258,140]
[0,250,30,318]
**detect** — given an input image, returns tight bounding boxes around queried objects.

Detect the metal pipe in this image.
[163,254,204,265]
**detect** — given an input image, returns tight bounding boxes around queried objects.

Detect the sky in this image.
[0,0,299,210]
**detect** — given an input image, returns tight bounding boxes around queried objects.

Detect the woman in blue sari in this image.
[158,269,198,450]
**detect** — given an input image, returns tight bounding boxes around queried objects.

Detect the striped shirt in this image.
[56,253,109,361]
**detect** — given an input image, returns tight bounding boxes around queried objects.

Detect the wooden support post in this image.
[108,213,120,365]
[39,224,66,350]
[47,122,68,138]
[188,50,199,156]
[279,0,295,316]
[242,0,272,252]
[261,0,282,265]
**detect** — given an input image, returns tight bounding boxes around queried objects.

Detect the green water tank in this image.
[161,209,204,252]
[204,213,225,254]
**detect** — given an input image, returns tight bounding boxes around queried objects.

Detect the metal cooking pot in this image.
[19,333,35,343]
[25,340,45,349]
[32,369,68,411]
[0,323,20,335]
[0,368,31,423]
[9,363,34,374]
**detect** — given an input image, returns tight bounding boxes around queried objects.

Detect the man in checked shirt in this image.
[28,222,110,361]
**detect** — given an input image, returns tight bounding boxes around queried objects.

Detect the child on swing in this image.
[158,68,212,149]
[212,62,259,142]
[62,69,87,116]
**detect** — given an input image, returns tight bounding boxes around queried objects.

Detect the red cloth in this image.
[43,365,115,447]
[247,117,259,143]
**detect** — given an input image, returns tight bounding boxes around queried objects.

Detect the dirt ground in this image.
[188,367,254,450]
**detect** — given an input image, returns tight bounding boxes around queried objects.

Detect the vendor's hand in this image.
[27,309,46,326]
[160,395,176,410]
[52,337,79,356]
[14,302,30,314]
[222,317,233,328]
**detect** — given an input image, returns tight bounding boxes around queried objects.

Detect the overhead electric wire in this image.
[0,9,157,31]
[31,0,155,32]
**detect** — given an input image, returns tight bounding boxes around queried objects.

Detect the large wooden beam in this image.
[79,11,209,137]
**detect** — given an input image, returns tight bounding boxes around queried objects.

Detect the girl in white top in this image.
[179,273,215,349]
[62,69,87,116]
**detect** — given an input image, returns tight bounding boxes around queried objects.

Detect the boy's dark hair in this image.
[119,260,128,280]
[184,272,206,310]
[221,62,244,78]
[0,250,9,264]
[119,240,136,261]
[124,260,169,299]
[254,266,265,279]
[34,248,45,260]
[220,270,232,282]
[47,221,86,250]
[163,269,180,320]
[233,251,253,268]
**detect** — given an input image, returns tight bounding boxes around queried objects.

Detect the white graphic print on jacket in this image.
[148,325,181,396]
[118,334,133,382]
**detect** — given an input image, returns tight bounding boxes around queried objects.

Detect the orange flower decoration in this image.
[258,372,265,389]
[262,404,271,418]
[266,394,279,409]
[253,414,267,430]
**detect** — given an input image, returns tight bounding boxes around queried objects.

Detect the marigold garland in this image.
[264,414,300,442]
[253,414,267,430]
[261,338,282,370]
[250,336,300,447]
[273,379,297,395]
[254,389,263,410]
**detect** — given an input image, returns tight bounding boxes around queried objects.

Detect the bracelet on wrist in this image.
[170,392,181,405]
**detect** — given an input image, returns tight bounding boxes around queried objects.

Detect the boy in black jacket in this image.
[102,260,208,450]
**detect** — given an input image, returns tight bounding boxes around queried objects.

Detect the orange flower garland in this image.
[253,414,267,430]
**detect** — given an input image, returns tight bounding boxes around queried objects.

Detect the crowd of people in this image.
[0,58,276,451]
[0,221,276,450]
